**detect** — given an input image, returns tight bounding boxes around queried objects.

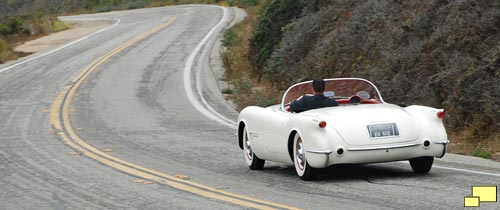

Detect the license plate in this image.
[367,123,399,139]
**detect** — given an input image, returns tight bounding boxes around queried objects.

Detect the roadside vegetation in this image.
[0,12,68,63]
[221,0,281,107]
[0,0,234,64]
[221,0,500,158]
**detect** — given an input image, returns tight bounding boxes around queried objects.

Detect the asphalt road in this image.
[1,5,499,210]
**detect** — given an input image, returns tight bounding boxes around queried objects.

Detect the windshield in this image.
[281,78,384,110]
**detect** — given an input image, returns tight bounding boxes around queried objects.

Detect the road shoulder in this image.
[14,19,112,53]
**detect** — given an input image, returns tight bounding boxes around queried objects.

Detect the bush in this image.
[7,0,18,6]
[472,149,492,159]
[127,0,149,9]
[222,29,241,47]
[240,0,258,6]
[96,5,112,13]
[0,23,12,34]
[52,19,68,32]
[8,17,23,34]
[262,6,338,86]
[221,88,233,94]
[249,0,304,72]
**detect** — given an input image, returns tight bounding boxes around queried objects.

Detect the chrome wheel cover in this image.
[296,137,305,170]
[244,131,253,160]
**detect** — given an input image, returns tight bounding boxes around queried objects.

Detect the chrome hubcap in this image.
[244,133,253,160]
[296,137,304,170]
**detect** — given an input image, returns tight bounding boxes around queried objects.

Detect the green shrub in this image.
[127,0,149,9]
[221,88,234,94]
[7,0,17,6]
[52,20,68,32]
[83,0,98,9]
[8,17,23,34]
[222,29,241,47]
[96,5,112,13]
[472,149,492,159]
[0,23,12,34]
[240,0,257,6]
[249,0,304,72]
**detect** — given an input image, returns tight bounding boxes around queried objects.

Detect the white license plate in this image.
[367,123,399,139]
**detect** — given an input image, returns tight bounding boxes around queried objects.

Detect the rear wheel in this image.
[242,127,265,170]
[293,134,318,181]
[409,156,434,174]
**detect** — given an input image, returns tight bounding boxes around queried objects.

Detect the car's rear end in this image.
[300,104,448,169]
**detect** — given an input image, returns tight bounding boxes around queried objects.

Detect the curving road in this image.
[0,5,499,210]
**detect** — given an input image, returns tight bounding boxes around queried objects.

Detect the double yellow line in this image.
[49,16,301,210]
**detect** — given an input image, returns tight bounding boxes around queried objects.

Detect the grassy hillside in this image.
[223,0,500,157]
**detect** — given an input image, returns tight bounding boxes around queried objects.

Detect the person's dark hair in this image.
[312,79,325,93]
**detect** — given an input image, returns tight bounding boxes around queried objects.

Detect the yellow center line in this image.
[49,15,301,210]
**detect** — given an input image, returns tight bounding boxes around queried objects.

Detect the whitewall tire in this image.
[293,134,318,180]
[242,126,265,170]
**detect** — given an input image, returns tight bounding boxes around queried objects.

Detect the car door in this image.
[258,110,292,155]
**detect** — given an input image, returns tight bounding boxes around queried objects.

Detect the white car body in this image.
[237,78,449,180]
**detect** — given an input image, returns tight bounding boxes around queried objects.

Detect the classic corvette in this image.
[237,78,449,180]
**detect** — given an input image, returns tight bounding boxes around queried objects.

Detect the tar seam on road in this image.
[49,7,300,210]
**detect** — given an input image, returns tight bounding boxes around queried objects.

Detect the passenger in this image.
[288,79,338,113]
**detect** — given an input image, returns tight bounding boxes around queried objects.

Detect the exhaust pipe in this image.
[336,147,345,156]
[423,140,431,149]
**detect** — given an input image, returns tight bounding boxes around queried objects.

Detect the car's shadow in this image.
[319,164,422,181]
[259,162,433,182]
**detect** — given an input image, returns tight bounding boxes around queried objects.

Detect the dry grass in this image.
[448,128,500,158]
[0,36,31,63]
[221,0,280,110]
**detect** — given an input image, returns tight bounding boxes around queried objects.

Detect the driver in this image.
[288,79,338,113]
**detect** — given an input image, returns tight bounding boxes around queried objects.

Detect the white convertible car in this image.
[237,78,449,180]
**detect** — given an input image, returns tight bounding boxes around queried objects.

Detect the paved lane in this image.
[1,5,499,210]
[0,5,247,210]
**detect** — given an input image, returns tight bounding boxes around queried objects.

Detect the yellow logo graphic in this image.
[464,186,497,207]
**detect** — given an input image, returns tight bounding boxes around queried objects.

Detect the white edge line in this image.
[0,18,121,74]
[397,160,500,177]
[184,6,237,129]
[434,165,500,178]
[195,8,237,126]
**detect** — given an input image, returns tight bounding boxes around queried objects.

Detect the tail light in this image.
[319,121,327,128]
[437,111,445,119]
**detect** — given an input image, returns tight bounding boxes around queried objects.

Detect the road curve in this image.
[1,5,500,210]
